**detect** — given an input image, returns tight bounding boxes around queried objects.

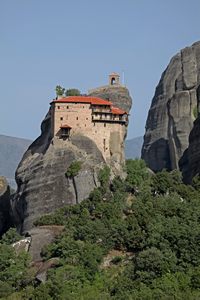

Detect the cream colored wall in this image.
[52,102,126,163]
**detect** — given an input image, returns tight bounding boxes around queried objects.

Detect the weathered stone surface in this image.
[89,85,132,113]
[12,115,105,232]
[142,41,200,171]
[12,237,31,254]
[0,177,12,235]
[28,226,64,261]
[180,98,200,183]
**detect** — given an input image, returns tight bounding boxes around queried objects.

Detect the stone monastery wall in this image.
[51,101,126,163]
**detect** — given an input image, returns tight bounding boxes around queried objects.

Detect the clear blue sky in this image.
[1,0,200,140]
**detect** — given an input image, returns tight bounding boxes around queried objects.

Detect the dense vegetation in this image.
[1,159,200,299]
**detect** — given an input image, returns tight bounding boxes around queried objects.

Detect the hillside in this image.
[1,161,200,299]
[125,136,143,159]
[0,135,31,188]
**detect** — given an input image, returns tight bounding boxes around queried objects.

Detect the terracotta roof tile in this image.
[111,107,127,115]
[52,96,112,106]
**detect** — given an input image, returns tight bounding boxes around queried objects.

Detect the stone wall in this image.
[51,102,126,166]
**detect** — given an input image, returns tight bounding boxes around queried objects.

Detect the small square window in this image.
[76,117,78,120]
[58,106,60,109]
[60,117,63,121]
[67,106,69,109]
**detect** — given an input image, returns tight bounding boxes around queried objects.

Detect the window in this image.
[94,123,95,126]
[67,106,69,109]
[76,117,78,120]
[104,123,106,127]
[86,117,88,120]
[60,117,63,121]
[58,106,60,109]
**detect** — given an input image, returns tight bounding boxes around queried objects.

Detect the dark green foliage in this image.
[65,88,81,96]
[55,85,65,96]
[1,227,21,245]
[0,244,30,297]
[125,159,150,192]
[151,169,182,194]
[65,161,82,177]
[1,159,200,299]
[98,165,110,187]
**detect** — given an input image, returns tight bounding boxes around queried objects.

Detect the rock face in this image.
[12,86,132,233]
[89,85,132,113]
[142,41,200,172]
[180,114,200,183]
[0,177,12,235]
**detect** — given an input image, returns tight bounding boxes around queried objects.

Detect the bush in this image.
[65,89,81,96]
[1,228,21,245]
[65,161,82,177]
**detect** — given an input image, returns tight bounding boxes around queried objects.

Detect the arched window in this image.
[111,77,116,85]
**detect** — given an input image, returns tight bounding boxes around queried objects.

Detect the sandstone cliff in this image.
[142,41,200,172]
[13,86,132,233]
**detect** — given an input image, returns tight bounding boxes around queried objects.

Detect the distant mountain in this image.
[0,135,32,188]
[125,136,143,159]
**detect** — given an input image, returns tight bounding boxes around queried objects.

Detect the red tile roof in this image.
[60,124,72,129]
[52,96,112,106]
[111,106,127,115]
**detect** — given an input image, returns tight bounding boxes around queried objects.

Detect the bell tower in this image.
[109,72,120,86]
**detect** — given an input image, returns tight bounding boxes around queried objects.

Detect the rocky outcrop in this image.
[0,177,12,235]
[180,113,200,183]
[142,41,200,172]
[12,86,132,233]
[12,113,105,232]
[89,85,132,113]
[28,226,64,261]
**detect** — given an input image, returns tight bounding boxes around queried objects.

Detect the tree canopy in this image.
[1,161,200,299]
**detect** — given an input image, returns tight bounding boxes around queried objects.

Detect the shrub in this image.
[65,161,82,177]
[65,88,81,96]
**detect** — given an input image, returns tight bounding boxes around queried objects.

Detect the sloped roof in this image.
[111,107,127,115]
[52,96,112,106]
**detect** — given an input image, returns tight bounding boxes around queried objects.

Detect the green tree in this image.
[55,85,65,97]
[65,88,81,96]
[125,159,150,192]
